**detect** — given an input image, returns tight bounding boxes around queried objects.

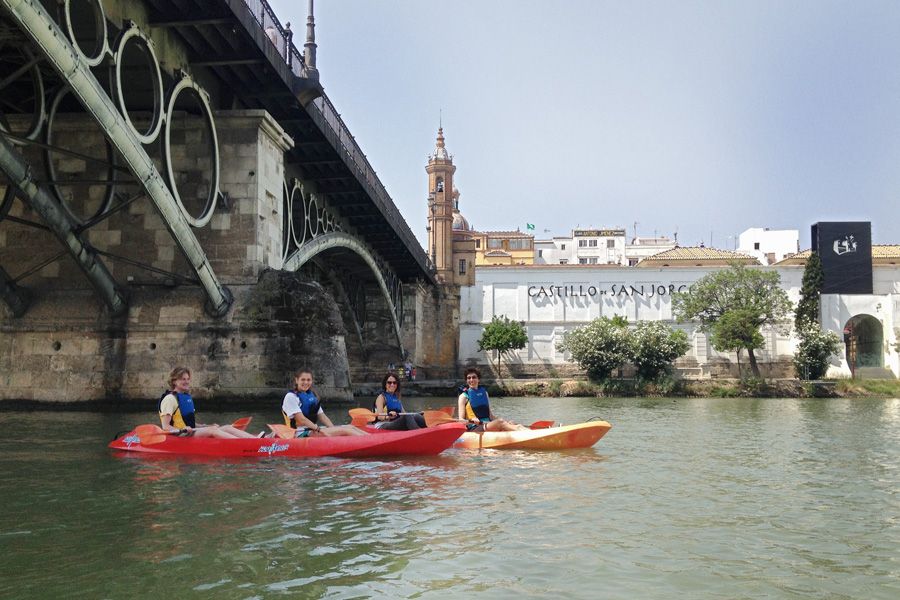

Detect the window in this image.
[559,259,568,264]
[475,239,481,248]
[628,258,639,266]
[590,240,598,247]
[509,239,532,250]
[458,259,466,275]
[579,258,588,264]
[578,239,587,247]
[537,250,543,257]
[488,239,503,249]
[754,242,760,250]
[579,257,597,264]
[561,244,566,250]
[436,178,444,192]
[607,239,615,248]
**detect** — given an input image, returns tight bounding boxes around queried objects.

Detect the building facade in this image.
[738,228,800,265]
[459,250,900,379]
[536,230,678,266]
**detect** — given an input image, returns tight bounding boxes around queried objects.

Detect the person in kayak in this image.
[458,368,526,432]
[159,367,259,438]
[371,372,426,430]
[282,369,368,437]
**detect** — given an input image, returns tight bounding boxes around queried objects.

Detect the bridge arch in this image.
[282,232,404,352]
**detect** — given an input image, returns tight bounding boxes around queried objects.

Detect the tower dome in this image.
[452,209,471,231]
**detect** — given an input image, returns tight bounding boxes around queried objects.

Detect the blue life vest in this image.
[284,390,320,428]
[373,391,404,414]
[158,391,196,428]
[465,387,492,423]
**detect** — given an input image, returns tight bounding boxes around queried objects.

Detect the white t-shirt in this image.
[282,391,324,422]
[159,393,178,416]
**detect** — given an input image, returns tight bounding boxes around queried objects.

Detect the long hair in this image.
[381,371,402,396]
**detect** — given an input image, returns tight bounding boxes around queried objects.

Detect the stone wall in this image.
[0,270,351,403]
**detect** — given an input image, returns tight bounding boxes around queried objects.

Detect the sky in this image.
[268,0,900,249]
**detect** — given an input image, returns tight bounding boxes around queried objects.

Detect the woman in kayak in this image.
[458,368,526,432]
[159,367,258,438]
[282,369,368,437]
[371,372,426,430]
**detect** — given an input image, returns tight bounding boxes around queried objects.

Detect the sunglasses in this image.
[386,380,398,385]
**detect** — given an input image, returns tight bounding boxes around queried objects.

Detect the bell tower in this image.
[425,127,456,281]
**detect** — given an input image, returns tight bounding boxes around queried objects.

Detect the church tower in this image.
[425,127,456,281]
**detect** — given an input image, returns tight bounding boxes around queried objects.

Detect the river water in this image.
[0,397,898,599]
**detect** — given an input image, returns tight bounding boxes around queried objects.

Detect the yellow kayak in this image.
[453,421,611,450]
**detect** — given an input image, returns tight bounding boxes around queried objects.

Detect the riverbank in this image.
[354,377,900,399]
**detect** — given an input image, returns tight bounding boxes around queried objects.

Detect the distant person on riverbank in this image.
[404,360,413,381]
[282,369,368,437]
[458,368,525,432]
[159,367,259,438]
[370,372,426,430]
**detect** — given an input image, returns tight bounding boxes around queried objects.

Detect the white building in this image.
[460,246,900,379]
[534,229,676,266]
[738,228,799,265]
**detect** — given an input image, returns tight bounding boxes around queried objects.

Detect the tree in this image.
[477,315,528,378]
[630,321,690,380]
[710,309,765,377]
[557,316,631,380]
[793,327,841,380]
[673,263,792,377]
[795,252,824,332]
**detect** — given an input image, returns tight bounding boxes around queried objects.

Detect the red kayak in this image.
[109,423,466,458]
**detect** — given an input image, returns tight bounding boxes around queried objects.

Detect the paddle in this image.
[231,416,252,431]
[348,408,459,428]
[529,420,555,430]
[268,423,296,439]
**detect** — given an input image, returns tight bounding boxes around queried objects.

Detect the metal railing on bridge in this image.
[239,0,436,277]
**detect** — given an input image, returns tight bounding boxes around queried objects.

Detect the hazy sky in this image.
[269,0,900,249]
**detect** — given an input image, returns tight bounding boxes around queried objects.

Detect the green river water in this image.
[0,396,898,599]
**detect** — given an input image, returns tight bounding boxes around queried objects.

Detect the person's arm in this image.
[318,409,335,428]
[374,394,388,420]
[458,393,473,423]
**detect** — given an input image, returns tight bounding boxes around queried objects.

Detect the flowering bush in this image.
[631,321,690,380]
[557,317,631,380]
[793,321,841,380]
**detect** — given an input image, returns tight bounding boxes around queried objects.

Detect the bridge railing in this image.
[238,0,435,277]
[241,0,307,77]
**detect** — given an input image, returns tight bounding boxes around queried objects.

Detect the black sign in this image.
[811,222,872,294]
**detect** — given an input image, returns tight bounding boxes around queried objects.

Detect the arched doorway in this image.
[843,314,883,375]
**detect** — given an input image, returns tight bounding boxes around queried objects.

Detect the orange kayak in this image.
[453,421,611,450]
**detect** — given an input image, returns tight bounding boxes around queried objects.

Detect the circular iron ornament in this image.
[290,181,307,248]
[44,86,117,224]
[306,194,319,238]
[64,0,110,68]
[0,47,46,143]
[163,75,220,228]
[113,24,164,144]
[281,180,292,261]
[0,186,17,222]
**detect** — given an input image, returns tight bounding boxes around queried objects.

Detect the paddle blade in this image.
[268,424,295,439]
[139,434,168,445]
[529,420,555,430]
[350,415,371,427]
[133,424,166,437]
[231,417,252,431]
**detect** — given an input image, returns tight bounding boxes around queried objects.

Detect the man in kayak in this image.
[159,367,259,438]
[458,368,526,432]
[282,369,368,437]
[371,372,426,430]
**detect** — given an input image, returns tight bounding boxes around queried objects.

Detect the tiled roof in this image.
[775,245,900,265]
[637,246,759,266]
[476,230,534,238]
